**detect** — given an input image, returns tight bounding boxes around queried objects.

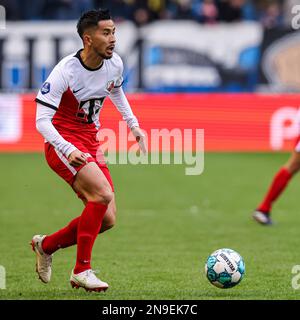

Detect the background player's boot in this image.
[252,210,273,225]
[31,235,53,283]
[70,269,109,292]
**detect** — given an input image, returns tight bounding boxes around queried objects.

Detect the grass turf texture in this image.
[1,152,300,300]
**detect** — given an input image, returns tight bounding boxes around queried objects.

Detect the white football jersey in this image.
[35,50,125,132]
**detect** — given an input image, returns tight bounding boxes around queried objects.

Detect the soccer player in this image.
[252,148,300,226]
[31,9,146,292]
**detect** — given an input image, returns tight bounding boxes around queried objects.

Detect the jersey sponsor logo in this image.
[41,82,51,95]
[76,97,105,124]
[106,80,115,92]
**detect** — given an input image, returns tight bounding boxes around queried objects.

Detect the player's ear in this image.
[83,32,93,47]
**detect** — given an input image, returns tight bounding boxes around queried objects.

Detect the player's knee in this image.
[86,187,113,205]
[292,167,300,175]
[97,188,114,205]
[286,162,300,175]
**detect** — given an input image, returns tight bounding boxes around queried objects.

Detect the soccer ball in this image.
[204,248,245,289]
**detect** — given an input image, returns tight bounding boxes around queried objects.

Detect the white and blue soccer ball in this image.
[205,248,245,289]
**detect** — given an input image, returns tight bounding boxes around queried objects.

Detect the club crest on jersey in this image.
[41,82,50,95]
[106,80,115,92]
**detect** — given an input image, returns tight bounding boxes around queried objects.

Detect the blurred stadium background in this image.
[1,0,300,300]
[0,0,300,152]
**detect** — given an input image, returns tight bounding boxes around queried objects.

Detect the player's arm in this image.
[109,85,147,154]
[35,104,87,166]
[35,64,87,166]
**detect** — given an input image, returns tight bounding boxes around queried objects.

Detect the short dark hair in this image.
[77,9,112,39]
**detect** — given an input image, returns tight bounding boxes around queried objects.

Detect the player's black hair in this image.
[77,9,112,39]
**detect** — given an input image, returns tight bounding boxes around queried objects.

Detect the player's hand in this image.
[68,149,88,167]
[131,126,147,155]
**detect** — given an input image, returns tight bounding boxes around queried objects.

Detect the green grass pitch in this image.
[1,152,300,300]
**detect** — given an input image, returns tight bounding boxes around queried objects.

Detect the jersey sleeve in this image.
[109,86,139,129]
[36,102,77,157]
[114,55,124,88]
[35,63,68,110]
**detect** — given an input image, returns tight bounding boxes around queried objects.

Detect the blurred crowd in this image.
[0,0,297,28]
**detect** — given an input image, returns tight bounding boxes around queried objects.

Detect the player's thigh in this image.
[73,162,113,203]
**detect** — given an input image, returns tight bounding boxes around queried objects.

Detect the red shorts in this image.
[44,134,114,195]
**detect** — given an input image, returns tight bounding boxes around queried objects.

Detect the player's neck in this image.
[80,49,104,70]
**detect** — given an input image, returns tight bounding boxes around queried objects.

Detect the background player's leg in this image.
[283,150,300,175]
[257,150,300,213]
[42,195,116,254]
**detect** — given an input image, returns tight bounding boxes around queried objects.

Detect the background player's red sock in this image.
[74,201,107,274]
[42,216,80,255]
[257,167,292,213]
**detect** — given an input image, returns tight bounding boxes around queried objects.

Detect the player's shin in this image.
[74,201,107,274]
[41,216,80,254]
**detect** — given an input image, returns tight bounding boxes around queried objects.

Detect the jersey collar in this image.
[74,49,104,71]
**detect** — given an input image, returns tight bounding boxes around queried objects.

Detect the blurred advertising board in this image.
[0,93,299,152]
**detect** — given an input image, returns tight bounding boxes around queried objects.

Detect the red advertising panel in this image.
[0,93,299,152]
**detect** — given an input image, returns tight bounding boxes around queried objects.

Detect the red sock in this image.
[258,167,292,213]
[42,216,80,255]
[74,201,107,274]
